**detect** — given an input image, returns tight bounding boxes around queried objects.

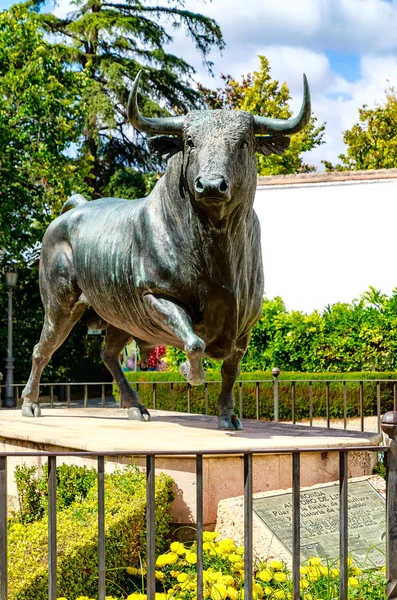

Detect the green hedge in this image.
[8,467,174,600]
[113,371,397,421]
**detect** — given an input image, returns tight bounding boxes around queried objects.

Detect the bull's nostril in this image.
[195,177,204,192]
[219,180,228,193]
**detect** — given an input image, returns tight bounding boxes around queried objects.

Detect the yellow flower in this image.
[228,553,241,563]
[155,594,169,600]
[57,598,68,600]
[166,552,178,564]
[274,591,285,599]
[218,539,237,554]
[300,566,309,575]
[348,577,359,586]
[156,555,168,567]
[303,595,313,600]
[330,568,339,578]
[253,583,264,598]
[126,567,139,575]
[236,546,244,555]
[155,570,165,580]
[300,579,309,589]
[219,575,234,587]
[269,560,283,570]
[204,542,213,551]
[170,541,186,555]
[307,557,322,566]
[273,572,287,583]
[258,570,272,583]
[227,586,239,600]
[350,566,363,576]
[177,572,190,583]
[232,561,244,571]
[203,531,219,542]
[186,552,197,564]
[211,583,228,599]
[264,587,273,596]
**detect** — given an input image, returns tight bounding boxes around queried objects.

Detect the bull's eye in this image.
[186,139,195,149]
[240,140,249,149]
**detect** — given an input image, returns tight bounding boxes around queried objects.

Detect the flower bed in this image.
[54,531,386,599]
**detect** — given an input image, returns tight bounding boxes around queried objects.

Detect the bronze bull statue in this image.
[21,71,310,429]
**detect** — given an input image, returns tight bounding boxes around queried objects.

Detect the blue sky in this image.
[3,0,397,168]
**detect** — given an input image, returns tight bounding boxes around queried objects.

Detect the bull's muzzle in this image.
[194,176,231,202]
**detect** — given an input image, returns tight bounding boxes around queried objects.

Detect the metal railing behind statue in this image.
[1,412,397,600]
[2,376,397,434]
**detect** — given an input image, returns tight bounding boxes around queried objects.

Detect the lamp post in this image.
[3,265,17,408]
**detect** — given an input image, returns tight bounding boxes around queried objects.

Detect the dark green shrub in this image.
[8,466,174,600]
[12,464,97,525]
[113,371,397,421]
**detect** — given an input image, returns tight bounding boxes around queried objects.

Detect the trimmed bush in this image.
[8,466,174,600]
[113,371,397,421]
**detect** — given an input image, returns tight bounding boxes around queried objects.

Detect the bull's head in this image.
[128,71,311,221]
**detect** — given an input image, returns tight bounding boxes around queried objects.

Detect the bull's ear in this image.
[148,136,184,160]
[255,135,290,156]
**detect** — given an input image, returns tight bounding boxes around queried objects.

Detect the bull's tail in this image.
[60,193,88,215]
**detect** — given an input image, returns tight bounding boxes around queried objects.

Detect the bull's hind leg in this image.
[143,294,205,385]
[101,326,150,421]
[21,298,87,417]
[217,335,249,430]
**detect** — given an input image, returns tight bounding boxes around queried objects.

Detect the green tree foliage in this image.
[241,287,397,372]
[198,56,325,175]
[36,0,225,196]
[0,2,90,260]
[324,88,397,171]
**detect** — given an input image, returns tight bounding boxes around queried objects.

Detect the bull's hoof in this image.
[21,403,42,418]
[218,414,243,430]
[179,361,206,386]
[127,406,151,422]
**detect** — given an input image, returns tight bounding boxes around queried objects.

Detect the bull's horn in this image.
[253,74,311,135]
[127,71,184,135]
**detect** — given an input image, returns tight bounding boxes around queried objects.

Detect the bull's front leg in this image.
[143,294,206,385]
[218,335,250,430]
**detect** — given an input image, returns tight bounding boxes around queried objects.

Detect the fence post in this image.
[381,412,397,599]
[272,367,281,423]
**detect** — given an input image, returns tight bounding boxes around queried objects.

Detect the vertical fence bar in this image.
[101,384,105,408]
[146,455,156,600]
[84,384,88,408]
[187,384,191,413]
[98,456,105,600]
[15,385,20,407]
[360,381,364,432]
[326,381,330,428]
[291,382,296,425]
[377,382,381,434]
[381,413,397,599]
[196,455,203,600]
[170,382,175,412]
[50,384,54,408]
[67,384,71,409]
[292,452,300,600]
[309,381,313,427]
[343,381,347,430]
[244,453,253,600]
[255,382,260,420]
[339,450,348,600]
[48,455,57,600]
[272,368,280,423]
[0,457,7,600]
[239,382,243,420]
[205,382,209,416]
[152,383,156,410]
[394,383,397,412]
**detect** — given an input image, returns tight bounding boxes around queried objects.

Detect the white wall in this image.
[253,178,397,313]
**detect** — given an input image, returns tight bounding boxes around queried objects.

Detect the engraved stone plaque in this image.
[253,480,385,566]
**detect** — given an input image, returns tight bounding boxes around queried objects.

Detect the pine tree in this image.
[37,0,224,195]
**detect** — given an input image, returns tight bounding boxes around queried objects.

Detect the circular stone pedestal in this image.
[0,408,381,527]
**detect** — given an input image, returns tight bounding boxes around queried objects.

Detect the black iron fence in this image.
[3,377,397,432]
[2,412,397,600]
